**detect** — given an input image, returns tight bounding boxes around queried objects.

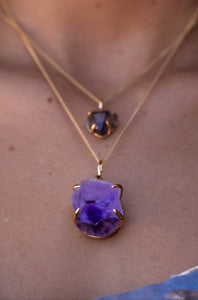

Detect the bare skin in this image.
[0,1,198,299]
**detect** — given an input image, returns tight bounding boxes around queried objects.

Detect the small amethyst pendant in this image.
[87,110,118,138]
[71,178,125,239]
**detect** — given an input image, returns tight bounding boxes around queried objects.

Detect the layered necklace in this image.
[1,1,198,239]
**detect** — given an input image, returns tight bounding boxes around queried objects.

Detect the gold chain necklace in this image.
[1,1,198,239]
[1,0,195,139]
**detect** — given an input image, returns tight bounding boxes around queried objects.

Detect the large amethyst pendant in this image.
[87,111,118,138]
[71,178,125,239]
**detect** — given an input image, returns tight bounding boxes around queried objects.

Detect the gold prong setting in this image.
[72,184,80,190]
[105,120,112,136]
[113,209,125,226]
[112,183,123,199]
[73,207,80,223]
[87,110,118,138]
[71,178,125,239]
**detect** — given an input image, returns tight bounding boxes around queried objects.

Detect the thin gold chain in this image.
[32,38,175,105]
[0,2,198,168]
[0,0,191,107]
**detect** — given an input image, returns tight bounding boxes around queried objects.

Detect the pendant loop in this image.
[98,101,103,110]
[96,160,103,179]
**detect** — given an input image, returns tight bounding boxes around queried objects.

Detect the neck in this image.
[1,0,197,96]
[7,0,196,50]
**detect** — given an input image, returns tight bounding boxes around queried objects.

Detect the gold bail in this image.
[96,160,103,179]
[98,101,103,110]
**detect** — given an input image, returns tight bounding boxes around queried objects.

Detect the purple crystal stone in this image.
[71,178,124,238]
[87,110,118,137]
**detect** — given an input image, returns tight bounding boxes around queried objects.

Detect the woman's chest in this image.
[0,71,198,300]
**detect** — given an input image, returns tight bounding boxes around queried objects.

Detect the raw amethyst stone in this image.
[87,110,118,137]
[71,178,124,238]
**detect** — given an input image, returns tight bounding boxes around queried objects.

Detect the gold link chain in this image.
[0,1,197,167]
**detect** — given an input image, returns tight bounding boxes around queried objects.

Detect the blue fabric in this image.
[94,268,198,300]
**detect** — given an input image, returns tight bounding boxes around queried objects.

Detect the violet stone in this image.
[87,110,118,137]
[71,178,124,238]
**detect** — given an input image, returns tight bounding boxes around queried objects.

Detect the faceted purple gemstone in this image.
[71,178,124,238]
[87,110,118,137]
